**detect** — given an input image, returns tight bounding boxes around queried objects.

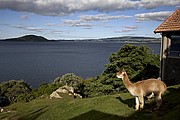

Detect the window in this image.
[169,35,180,57]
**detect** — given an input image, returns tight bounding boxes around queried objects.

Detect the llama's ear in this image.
[122,68,125,72]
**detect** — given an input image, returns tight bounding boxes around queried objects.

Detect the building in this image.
[154,8,180,85]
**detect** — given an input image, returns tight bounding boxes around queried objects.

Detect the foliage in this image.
[0,80,32,104]
[104,44,160,79]
[54,73,82,85]
[30,83,59,99]
[0,96,10,107]
[53,73,84,93]
[81,75,123,98]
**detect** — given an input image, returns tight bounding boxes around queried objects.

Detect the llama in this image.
[116,69,166,110]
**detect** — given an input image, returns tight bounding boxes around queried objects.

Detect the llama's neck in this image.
[122,73,134,91]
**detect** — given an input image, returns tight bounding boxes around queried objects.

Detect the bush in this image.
[0,80,32,105]
[0,96,10,107]
[53,73,83,93]
[104,44,160,79]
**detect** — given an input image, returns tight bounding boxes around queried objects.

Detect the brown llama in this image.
[116,69,166,110]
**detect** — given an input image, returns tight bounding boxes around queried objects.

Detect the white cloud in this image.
[115,25,138,33]
[0,0,137,16]
[79,14,132,22]
[51,30,64,34]
[78,0,139,12]
[12,25,44,32]
[1,0,178,16]
[62,14,131,28]
[12,25,25,29]
[135,11,173,21]
[139,0,180,9]
[26,27,44,32]
[20,15,28,19]
[45,23,54,26]
[51,30,73,34]
[62,20,94,27]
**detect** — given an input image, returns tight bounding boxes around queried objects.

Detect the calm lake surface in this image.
[0,41,160,88]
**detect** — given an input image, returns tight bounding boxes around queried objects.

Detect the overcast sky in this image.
[0,0,179,40]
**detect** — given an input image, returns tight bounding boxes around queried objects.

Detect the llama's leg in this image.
[139,96,144,109]
[154,93,162,110]
[135,97,140,111]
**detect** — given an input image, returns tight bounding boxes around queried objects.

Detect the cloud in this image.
[79,14,132,22]
[51,30,73,34]
[62,20,94,27]
[135,11,173,21]
[62,14,131,28]
[25,27,44,32]
[0,0,178,16]
[12,25,44,32]
[20,15,28,19]
[0,0,138,16]
[51,30,64,34]
[115,25,138,33]
[78,0,139,12]
[139,0,180,9]
[45,23,57,26]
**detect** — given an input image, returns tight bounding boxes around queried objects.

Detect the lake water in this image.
[0,41,160,88]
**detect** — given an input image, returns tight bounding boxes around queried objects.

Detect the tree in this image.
[85,44,160,96]
[0,80,32,104]
[104,44,160,79]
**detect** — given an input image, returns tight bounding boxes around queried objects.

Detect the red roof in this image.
[154,8,180,33]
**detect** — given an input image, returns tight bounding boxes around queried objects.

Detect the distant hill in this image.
[96,36,161,43]
[4,35,49,42]
[75,36,161,43]
[1,35,160,43]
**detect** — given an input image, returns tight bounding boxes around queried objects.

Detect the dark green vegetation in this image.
[104,44,160,81]
[0,80,32,106]
[0,84,179,120]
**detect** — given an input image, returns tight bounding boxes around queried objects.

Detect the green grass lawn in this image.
[0,84,180,120]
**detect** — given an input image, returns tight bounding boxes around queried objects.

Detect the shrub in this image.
[0,80,32,105]
[104,44,160,79]
[53,73,83,93]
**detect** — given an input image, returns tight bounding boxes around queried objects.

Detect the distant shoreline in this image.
[0,34,161,44]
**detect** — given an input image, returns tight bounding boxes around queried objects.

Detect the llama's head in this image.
[116,69,126,79]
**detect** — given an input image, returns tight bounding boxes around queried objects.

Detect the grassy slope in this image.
[0,84,180,120]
